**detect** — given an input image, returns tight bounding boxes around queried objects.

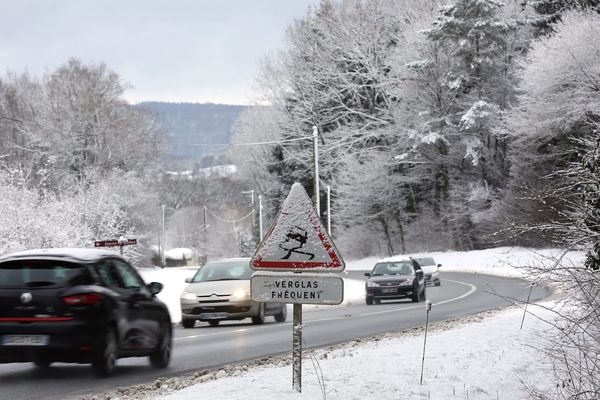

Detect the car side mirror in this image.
[438,264,442,268]
[364,272,371,277]
[185,277,192,283]
[148,281,163,295]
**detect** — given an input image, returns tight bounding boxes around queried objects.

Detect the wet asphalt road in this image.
[0,271,549,400]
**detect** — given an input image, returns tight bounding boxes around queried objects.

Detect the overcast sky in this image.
[0,0,320,105]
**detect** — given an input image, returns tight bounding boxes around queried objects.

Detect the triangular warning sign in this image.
[251,183,345,272]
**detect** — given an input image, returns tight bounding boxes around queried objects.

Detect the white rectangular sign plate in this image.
[251,272,344,305]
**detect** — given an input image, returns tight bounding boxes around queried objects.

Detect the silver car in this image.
[414,257,441,286]
[180,258,287,328]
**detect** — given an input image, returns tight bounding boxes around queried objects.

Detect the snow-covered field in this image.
[122,247,584,400]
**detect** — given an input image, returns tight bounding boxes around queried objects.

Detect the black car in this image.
[0,248,172,376]
[364,257,426,305]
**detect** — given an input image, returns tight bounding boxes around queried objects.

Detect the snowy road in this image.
[0,272,550,400]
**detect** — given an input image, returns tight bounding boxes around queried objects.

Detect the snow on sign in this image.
[251,183,344,272]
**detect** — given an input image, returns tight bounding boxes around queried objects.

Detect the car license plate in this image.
[2,335,49,346]
[381,288,397,293]
[200,312,227,320]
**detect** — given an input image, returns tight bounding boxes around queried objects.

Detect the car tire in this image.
[208,320,220,326]
[366,297,373,305]
[150,321,172,368]
[274,305,287,322]
[412,283,420,303]
[181,319,196,329]
[435,280,441,287]
[252,303,265,324]
[93,328,117,377]
[33,358,52,369]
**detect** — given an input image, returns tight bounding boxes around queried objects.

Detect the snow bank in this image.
[346,246,586,278]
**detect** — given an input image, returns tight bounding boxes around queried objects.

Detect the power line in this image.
[165,135,312,147]
[206,208,254,223]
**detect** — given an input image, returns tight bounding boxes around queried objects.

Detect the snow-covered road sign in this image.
[94,238,137,247]
[251,183,344,272]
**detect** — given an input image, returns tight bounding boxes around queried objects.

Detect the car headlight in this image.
[231,288,250,300]
[181,291,197,301]
[400,280,413,286]
[366,281,379,287]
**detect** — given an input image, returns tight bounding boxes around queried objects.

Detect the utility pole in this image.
[242,190,256,245]
[258,194,263,241]
[161,204,166,267]
[313,126,320,215]
[203,205,208,262]
[292,126,321,393]
[327,185,331,235]
[241,190,255,228]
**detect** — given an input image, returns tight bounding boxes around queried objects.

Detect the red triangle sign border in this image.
[250,183,345,272]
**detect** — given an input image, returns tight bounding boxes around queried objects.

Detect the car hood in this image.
[184,279,250,296]
[420,266,438,273]
[368,274,413,283]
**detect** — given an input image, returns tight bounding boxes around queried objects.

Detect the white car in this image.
[414,257,441,286]
[180,258,287,328]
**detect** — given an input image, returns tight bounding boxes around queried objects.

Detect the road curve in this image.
[0,271,550,400]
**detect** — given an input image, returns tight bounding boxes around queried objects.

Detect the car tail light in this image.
[62,293,103,306]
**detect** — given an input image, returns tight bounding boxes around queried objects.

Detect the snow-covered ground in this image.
[123,247,584,400]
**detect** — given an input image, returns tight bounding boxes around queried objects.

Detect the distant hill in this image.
[137,102,248,166]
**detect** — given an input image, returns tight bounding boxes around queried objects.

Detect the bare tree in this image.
[500,11,600,399]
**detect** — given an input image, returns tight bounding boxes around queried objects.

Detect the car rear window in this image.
[0,260,93,289]
[415,257,436,266]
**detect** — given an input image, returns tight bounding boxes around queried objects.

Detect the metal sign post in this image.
[250,182,344,393]
[293,303,302,392]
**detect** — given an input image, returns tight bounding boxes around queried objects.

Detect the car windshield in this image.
[415,257,436,267]
[371,261,413,276]
[192,260,252,282]
[0,260,92,289]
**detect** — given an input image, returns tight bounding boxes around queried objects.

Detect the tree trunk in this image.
[378,217,394,257]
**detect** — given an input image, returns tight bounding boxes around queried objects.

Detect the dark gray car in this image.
[364,257,426,305]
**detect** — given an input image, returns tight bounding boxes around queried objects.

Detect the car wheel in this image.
[93,328,117,377]
[274,305,287,322]
[411,283,420,303]
[208,320,220,326]
[33,358,52,369]
[435,280,441,287]
[181,319,196,329]
[252,303,265,324]
[366,297,373,305]
[150,322,172,368]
